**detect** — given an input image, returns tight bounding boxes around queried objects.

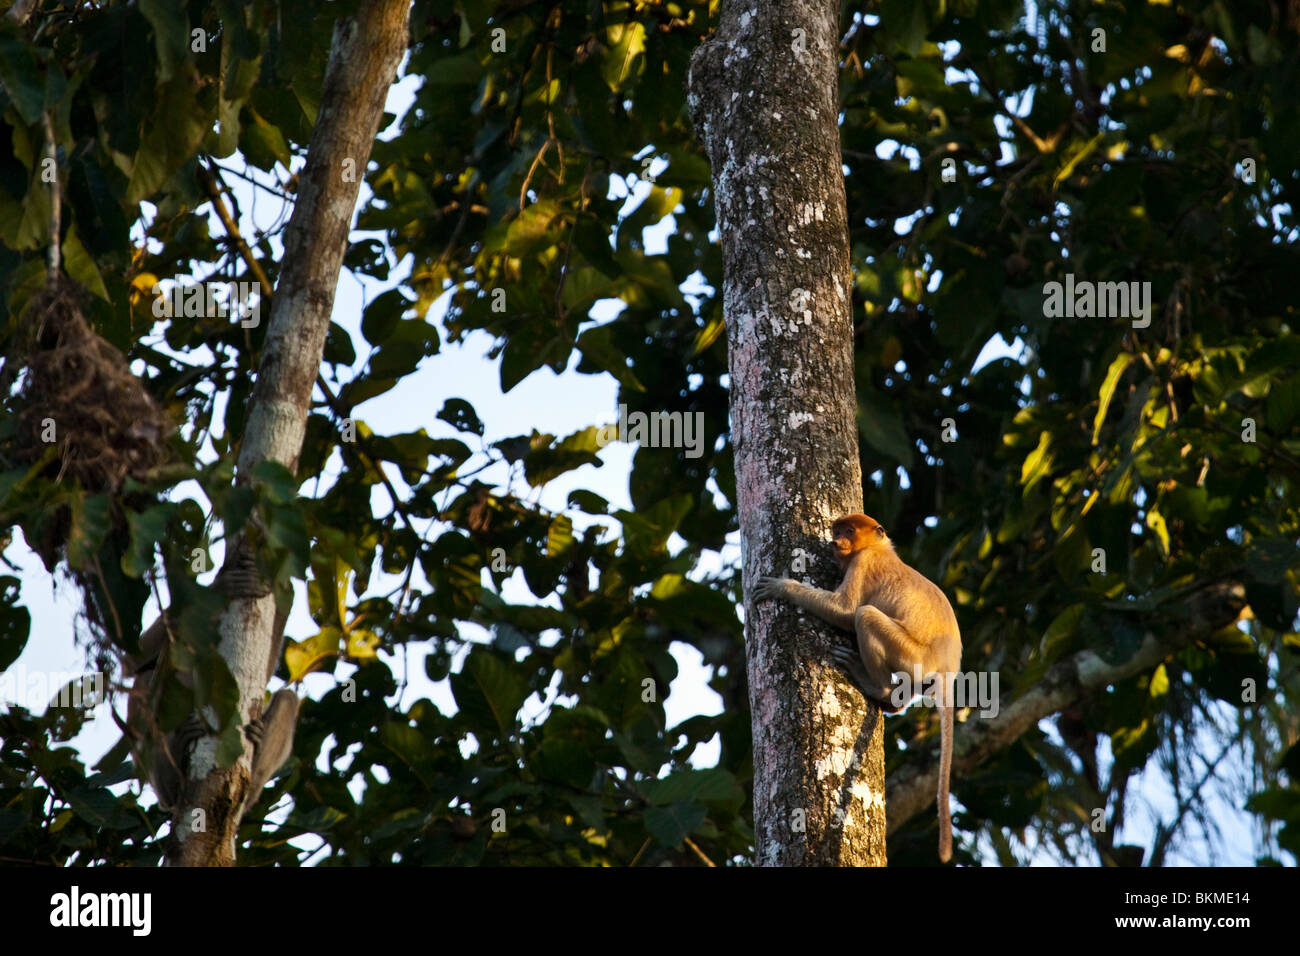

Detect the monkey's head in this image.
[830,513,889,566]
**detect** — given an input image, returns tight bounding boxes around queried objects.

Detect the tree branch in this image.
[885,580,1249,837]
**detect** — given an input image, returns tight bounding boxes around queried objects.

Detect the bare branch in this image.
[885,581,1250,837]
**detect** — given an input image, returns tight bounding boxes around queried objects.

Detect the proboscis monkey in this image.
[125,548,299,817]
[753,513,961,862]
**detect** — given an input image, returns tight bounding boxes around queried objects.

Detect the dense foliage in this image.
[0,0,1296,865]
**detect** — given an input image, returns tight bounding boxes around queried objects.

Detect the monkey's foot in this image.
[872,693,907,715]
[828,646,906,713]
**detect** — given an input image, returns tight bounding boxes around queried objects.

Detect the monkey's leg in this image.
[828,643,900,708]
[244,689,300,806]
[853,606,926,713]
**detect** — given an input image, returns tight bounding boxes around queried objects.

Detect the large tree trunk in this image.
[170,0,410,866]
[689,1,885,865]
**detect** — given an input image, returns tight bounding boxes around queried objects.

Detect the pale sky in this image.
[1,53,1265,867]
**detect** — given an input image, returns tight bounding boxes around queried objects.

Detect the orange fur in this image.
[754,513,961,862]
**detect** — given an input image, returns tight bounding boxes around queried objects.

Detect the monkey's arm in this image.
[755,577,904,706]
[753,576,856,630]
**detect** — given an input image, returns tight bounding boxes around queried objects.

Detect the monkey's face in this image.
[831,526,857,561]
[831,514,886,564]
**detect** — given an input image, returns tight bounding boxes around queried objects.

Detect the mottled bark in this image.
[689,1,884,865]
[170,0,410,866]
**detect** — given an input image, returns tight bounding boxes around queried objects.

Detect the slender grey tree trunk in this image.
[171,0,410,866]
[689,0,885,865]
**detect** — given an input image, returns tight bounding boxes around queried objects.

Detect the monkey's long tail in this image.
[938,702,954,863]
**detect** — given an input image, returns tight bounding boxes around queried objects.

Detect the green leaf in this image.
[0,576,32,671]
[1145,508,1169,558]
[265,506,309,574]
[566,793,605,830]
[370,340,424,378]
[122,504,171,579]
[423,49,482,86]
[450,649,529,739]
[639,768,743,806]
[500,323,559,393]
[1246,787,1300,821]
[0,31,47,124]
[857,396,914,467]
[644,802,706,846]
[66,495,112,570]
[62,227,110,302]
[1092,353,1133,445]
[323,321,357,367]
[361,288,410,345]
[568,489,609,515]
[213,484,256,537]
[505,201,563,256]
[138,0,190,83]
[1020,431,1053,494]
[216,717,245,769]
[525,426,604,487]
[1053,522,1090,582]
[1111,717,1158,773]
[429,438,472,467]
[125,68,207,203]
[546,514,574,557]
[16,166,52,250]
[285,628,341,682]
[882,0,929,56]
[575,322,646,392]
[437,398,484,436]
[381,723,437,787]
[1246,25,1282,66]
[223,48,262,103]
[1266,374,1300,432]
[190,652,240,740]
[1039,603,1085,662]
[240,107,292,171]
[559,265,619,314]
[251,460,298,505]
[1149,664,1169,699]
[1281,742,1300,780]
[339,375,399,407]
[535,737,596,789]
[601,21,646,91]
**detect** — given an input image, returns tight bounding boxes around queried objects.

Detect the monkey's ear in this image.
[875,525,887,537]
